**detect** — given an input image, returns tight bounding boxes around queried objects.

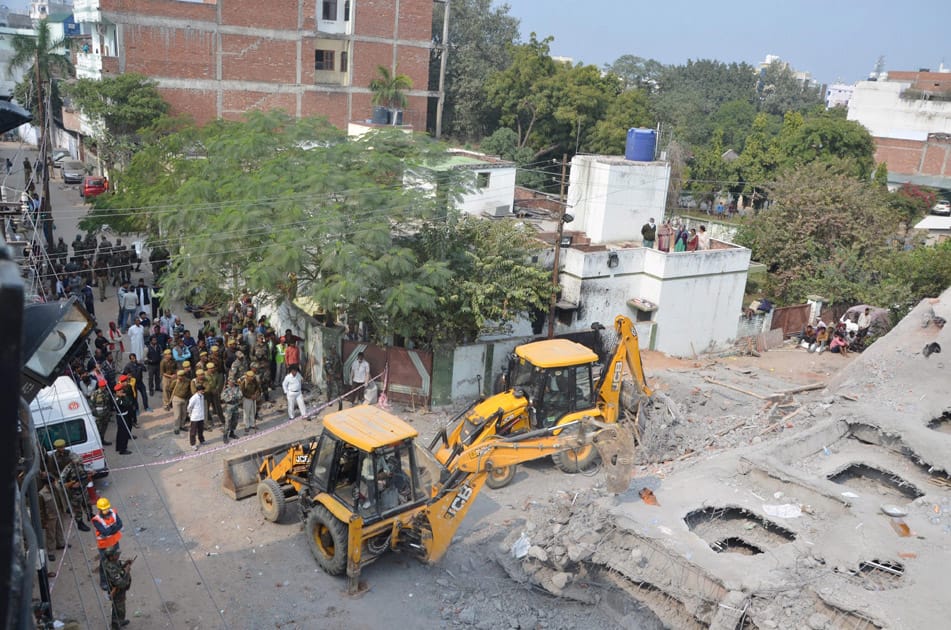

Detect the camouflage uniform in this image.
[103,549,132,629]
[89,386,114,443]
[60,460,92,523]
[220,381,242,441]
[323,352,345,412]
[38,481,65,554]
[251,340,271,401]
[228,351,249,384]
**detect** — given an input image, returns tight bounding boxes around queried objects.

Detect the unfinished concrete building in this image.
[70,0,434,128]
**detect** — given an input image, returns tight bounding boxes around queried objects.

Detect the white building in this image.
[912,215,951,245]
[556,244,751,357]
[566,155,670,244]
[406,150,516,218]
[848,79,951,139]
[825,83,854,109]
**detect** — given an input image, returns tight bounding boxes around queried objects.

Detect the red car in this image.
[80,175,108,199]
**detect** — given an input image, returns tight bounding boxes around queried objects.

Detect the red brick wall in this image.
[355,0,397,38]
[301,91,349,128]
[220,34,297,83]
[159,88,218,125]
[222,91,297,120]
[105,0,215,21]
[220,0,300,29]
[887,71,951,94]
[123,25,216,80]
[876,136,951,177]
[398,0,432,40]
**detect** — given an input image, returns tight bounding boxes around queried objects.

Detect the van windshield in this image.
[36,419,88,451]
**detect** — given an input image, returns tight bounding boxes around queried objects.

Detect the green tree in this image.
[735,162,900,304]
[585,87,653,155]
[604,54,664,91]
[757,60,824,115]
[708,99,757,151]
[369,66,413,125]
[734,113,781,208]
[775,110,876,179]
[872,162,889,188]
[687,128,733,211]
[83,110,549,347]
[480,127,548,188]
[8,18,72,124]
[66,73,170,173]
[431,0,520,140]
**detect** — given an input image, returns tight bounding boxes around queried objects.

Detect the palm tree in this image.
[8,18,73,213]
[369,65,412,126]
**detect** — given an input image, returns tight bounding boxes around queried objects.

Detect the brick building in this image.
[71,0,436,129]
[848,66,951,190]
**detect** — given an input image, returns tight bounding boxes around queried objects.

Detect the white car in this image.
[932,200,951,216]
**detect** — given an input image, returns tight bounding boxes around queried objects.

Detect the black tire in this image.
[306,505,348,576]
[551,423,600,473]
[485,464,517,489]
[257,478,285,522]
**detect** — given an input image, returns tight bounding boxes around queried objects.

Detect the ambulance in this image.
[30,376,109,477]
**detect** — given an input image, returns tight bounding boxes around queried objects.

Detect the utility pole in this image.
[547,154,569,339]
[434,0,450,139]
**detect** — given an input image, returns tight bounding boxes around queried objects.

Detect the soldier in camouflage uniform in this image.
[220,377,242,442]
[323,349,345,412]
[46,440,92,531]
[251,335,271,402]
[228,350,249,384]
[102,545,132,629]
[89,382,114,446]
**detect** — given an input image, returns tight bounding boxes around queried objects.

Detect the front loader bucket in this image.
[222,439,302,500]
[593,418,636,494]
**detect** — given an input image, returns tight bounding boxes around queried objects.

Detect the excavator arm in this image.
[597,315,652,423]
[413,417,635,565]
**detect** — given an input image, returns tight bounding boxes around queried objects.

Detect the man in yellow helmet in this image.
[92,497,123,591]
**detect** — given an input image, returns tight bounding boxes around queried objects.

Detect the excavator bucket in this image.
[222,439,302,500]
[592,417,637,494]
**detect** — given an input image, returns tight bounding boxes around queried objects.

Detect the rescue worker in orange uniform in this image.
[91,497,124,591]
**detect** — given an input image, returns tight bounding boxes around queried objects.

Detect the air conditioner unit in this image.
[487,204,510,217]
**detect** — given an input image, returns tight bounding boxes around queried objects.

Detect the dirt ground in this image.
[42,340,854,629]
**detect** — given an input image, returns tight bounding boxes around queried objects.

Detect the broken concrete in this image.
[497,291,951,629]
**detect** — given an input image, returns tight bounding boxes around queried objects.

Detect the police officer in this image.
[89,381,114,446]
[91,497,123,591]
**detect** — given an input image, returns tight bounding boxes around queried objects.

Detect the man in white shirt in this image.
[186,385,206,450]
[697,225,711,251]
[857,307,872,340]
[348,352,370,406]
[282,365,307,421]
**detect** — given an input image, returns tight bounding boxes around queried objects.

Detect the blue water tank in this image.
[625,128,656,162]
[371,106,389,125]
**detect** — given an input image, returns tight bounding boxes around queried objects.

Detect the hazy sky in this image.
[503,0,951,84]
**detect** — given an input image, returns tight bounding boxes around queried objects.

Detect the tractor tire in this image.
[257,478,286,522]
[551,423,601,474]
[306,505,348,576]
[485,464,517,489]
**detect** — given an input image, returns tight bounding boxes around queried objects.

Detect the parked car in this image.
[61,160,86,183]
[80,175,108,199]
[51,148,71,168]
[932,200,951,216]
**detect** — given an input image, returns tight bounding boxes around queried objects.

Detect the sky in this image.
[502,0,951,85]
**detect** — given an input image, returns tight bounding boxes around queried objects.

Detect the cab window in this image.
[310,434,336,492]
[36,419,87,451]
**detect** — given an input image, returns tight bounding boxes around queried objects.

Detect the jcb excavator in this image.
[265,404,633,593]
[429,315,651,488]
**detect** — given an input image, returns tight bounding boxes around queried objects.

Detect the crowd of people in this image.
[641,218,712,252]
[797,308,874,355]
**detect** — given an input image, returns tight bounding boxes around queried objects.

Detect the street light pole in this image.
[547,154,569,339]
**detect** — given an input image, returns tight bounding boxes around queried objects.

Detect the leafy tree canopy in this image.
[83,110,549,347]
[431,0,520,140]
[757,60,824,115]
[775,110,876,179]
[603,54,664,91]
[65,73,170,171]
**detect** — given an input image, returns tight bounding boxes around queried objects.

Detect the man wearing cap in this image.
[220,377,242,442]
[124,353,150,413]
[160,349,177,410]
[38,477,66,560]
[283,365,308,421]
[229,349,248,384]
[209,345,224,373]
[171,370,192,434]
[45,439,93,530]
[204,362,225,428]
[113,385,134,454]
[181,359,194,380]
[187,384,207,450]
[89,380,114,446]
[251,335,272,402]
[102,544,132,629]
[92,497,123,591]
[117,374,138,429]
[239,370,262,434]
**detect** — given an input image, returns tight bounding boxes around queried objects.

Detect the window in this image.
[340,51,348,73]
[344,0,351,20]
[36,419,87,451]
[476,172,490,189]
[315,50,335,71]
[322,0,337,20]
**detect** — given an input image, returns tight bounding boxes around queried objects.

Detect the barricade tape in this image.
[105,373,382,473]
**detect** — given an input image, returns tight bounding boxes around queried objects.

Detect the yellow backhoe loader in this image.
[429,314,651,488]
[224,404,634,593]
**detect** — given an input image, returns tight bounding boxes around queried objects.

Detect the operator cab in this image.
[509,339,597,428]
[308,406,441,522]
